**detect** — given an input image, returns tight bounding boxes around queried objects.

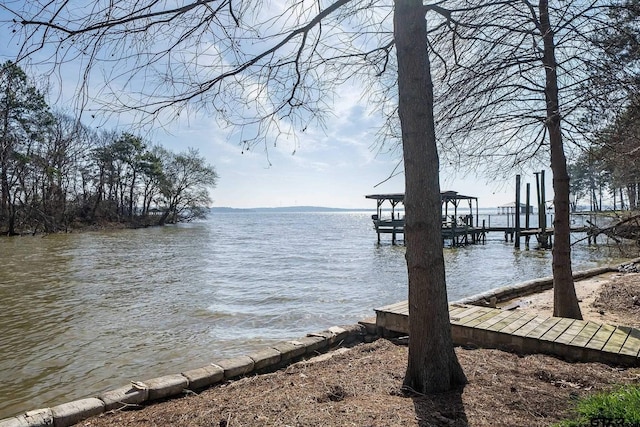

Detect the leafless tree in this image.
[3,0,469,393]
[414,0,620,319]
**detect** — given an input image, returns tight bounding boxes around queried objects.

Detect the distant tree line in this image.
[0,61,218,235]
[568,1,640,212]
[569,96,640,211]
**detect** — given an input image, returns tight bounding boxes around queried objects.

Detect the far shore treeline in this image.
[0,61,218,236]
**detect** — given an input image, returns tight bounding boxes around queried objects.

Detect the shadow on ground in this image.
[413,387,468,427]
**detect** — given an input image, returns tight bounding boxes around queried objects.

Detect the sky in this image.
[0,3,553,210]
[145,102,546,209]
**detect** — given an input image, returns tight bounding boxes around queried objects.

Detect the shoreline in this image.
[0,325,374,427]
[3,258,640,427]
[454,257,640,328]
[0,219,167,238]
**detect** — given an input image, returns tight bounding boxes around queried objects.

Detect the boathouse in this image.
[365,191,484,246]
[497,202,534,215]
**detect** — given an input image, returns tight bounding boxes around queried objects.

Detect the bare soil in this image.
[79,273,640,427]
[501,271,640,328]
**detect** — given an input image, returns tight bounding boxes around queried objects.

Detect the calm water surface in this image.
[0,211,632,417]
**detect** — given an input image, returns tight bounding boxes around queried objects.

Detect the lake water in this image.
[0,210,633,418]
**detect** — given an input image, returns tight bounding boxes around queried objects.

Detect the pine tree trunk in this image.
[539,0,582,320]
[395,0,467,393]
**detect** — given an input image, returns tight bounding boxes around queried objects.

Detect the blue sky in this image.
[145,106,539,209]
[0,4,551,210]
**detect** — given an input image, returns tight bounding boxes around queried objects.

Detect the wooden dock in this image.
[375,301,640,366]
[372,220,486,246]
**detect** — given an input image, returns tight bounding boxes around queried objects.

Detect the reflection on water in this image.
[0,211,634,418]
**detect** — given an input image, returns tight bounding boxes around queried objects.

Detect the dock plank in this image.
[553,320,589,345]
[462,309,504,328]
[569,322,602,348]
[511,316,549,337]
[475,310,524,330]
[494,313,538,334]
[524,317,562,339]
[449,306,471,318]
[455,307,495,326]
[602,327,631,354]
[585,324,617,351]
[540,318,575,342]
[618,327,640,357]
[450,306,486,323]
[381,301,407,313]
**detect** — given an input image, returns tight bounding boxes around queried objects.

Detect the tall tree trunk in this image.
[395,0,467,393]
[539,0,582,320]
[628,183,637,210]
[1,103,11,229]
[129,169,136,219]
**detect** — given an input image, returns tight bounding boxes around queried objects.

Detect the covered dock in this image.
[365,191,485,246]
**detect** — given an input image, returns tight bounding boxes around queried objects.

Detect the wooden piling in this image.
[525,183,531,246]
[515,174,521,249]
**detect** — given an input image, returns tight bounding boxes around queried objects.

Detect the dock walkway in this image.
[375,301,640,366]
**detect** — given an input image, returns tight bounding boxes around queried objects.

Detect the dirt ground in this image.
[79,272,640,427]
[501,271,640,328]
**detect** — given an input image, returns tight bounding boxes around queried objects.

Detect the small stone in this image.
[51,398,104,426]
[143,374,189,401]
[99,385,149,411]
[182,365,224,390]
[247,348,281,372]
[213,356,255,379]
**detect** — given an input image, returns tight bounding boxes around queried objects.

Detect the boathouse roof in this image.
[365,191,477,202]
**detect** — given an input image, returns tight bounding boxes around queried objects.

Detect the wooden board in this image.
[475,310,524,330]
[524,317,562,340]
[569,322,601,348]
[540,318,575,342]
[376,300,408,314]
[455,307,495,326]
[511,316,549,337]
[584,324,617,351]
[450,306,486,323]
[448,305,471,318]
[463,309,504,328]
[619,326,640,357]
[602,327,631,354]
[553,320,589,346]
[494,313,538,334]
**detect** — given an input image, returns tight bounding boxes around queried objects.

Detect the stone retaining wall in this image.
[0,324,371,427]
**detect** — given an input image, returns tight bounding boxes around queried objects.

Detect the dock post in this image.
[534,172,541,228]
[541,170,547,229]
[525,183,531,247]
[540,170,549,248]
[481,220,485,244]
[515,175,521,249]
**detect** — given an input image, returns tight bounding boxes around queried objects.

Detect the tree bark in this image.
[395,0,467,393]
[539,0,582,320]
[628,183,637,210]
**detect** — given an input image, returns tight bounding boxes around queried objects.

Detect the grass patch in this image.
[556,385,640,427]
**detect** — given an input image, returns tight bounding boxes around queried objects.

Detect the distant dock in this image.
[365,191,485,246]
[364,191,588,247]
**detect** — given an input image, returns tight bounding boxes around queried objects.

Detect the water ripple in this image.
[0,211,631,418]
